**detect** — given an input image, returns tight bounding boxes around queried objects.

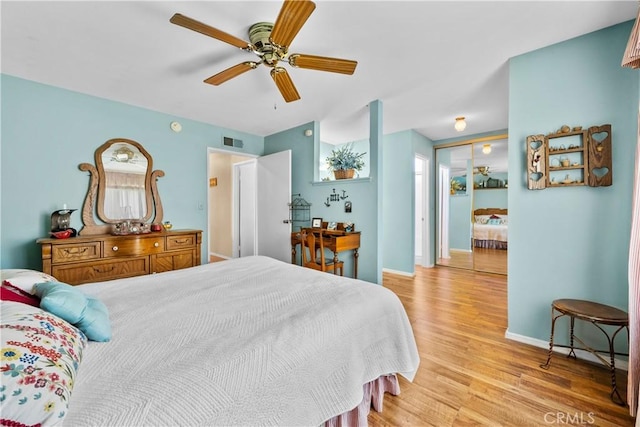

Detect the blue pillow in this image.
[33,281,111,342]
[488,218,502,225]
[33,281,87,323]
[76,297,111,342]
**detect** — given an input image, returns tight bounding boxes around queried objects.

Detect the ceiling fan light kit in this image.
[454,116,467,132]
[482,144,491,154]
[170,0,357,103]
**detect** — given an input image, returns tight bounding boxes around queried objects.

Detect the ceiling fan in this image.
[474,166,490,176]
[170,0,358,103]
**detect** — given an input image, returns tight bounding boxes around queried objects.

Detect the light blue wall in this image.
[381,129,434,273]
[264,115,382,283]
[508,21,637,348]
[0,74,264,269]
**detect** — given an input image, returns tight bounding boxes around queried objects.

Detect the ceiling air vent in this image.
[223,137,244,148]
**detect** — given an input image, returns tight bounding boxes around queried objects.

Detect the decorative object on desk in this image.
[50,206,77,237]
[327,222,337,231]
[311,217,322,228]
[151,223,163,232]
[345,201,352,213]
[112,220,151,235]
[163,221,173,230]
[343,222,353,232]
[326,143,365,180]
[50,229,73,239]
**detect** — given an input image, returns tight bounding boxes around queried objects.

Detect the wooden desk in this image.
[291,229,361,278]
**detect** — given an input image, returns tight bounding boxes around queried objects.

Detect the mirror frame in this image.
[78,138,164,235]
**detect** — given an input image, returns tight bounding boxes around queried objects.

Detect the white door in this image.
[233,150,292,262]
[256,150,292,263]
[233,160,257,257]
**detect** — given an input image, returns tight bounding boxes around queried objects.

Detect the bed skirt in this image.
[474,239,508,250]
[323,374,400,427]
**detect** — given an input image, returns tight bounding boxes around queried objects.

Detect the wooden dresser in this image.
[37,229,202,285]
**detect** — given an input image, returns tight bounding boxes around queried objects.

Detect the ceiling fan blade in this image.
[204,62,258,86]
[170,13,251,50]
[271,67,300,103]
[270,0,316,48]
[288,54,357,75]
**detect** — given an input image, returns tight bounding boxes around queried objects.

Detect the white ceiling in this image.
[1,1,636,144]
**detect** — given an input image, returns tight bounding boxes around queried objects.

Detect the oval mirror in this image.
[98,141,150,221]
[78,138,164,235]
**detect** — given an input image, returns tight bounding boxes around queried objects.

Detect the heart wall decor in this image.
[587,124,612,187]
[526,134,547,190]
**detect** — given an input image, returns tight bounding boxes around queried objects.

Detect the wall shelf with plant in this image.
[326,143,366,180]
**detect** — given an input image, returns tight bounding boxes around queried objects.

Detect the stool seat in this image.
[553,299,628,325]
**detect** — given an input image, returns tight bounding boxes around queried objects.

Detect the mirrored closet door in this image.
[435,135,508,275]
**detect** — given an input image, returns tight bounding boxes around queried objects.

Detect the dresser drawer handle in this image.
[93,266,115,273]
[112,246,119,252]
[63,248,88,255]
[174,239,189,244]
[154,242,159,247]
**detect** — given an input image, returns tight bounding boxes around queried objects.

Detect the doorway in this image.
[208,149,255,261]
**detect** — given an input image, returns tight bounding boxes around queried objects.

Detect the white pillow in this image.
[1,269,57,294]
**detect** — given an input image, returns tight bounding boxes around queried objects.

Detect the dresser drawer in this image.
[166,234,196,250]
[52,257,149,285]
[52,242,101,263]
[103,236,165,257]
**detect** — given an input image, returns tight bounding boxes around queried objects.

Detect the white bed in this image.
[43,256,419,426]
[473,208,508,250]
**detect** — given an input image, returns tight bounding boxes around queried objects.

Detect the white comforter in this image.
[473,222,508,242]
[65,256,419,426]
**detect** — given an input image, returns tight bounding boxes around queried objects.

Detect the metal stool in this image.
[540,299,629,405]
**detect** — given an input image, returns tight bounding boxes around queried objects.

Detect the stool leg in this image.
[608,325,627,406]
[567,315,577,359]
[541,308,561,369]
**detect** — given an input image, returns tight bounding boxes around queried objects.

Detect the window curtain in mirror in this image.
[104,172,146,219]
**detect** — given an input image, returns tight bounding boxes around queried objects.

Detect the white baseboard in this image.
[209,252,231,260]
[382,268,415,278]
[450,248,472,253]
[504,330,628,371]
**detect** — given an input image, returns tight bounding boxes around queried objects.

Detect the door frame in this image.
[415,154,431,267]
[206,148,257,261]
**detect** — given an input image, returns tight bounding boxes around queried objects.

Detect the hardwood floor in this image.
[437,248,508,275]
[370,266,635,426]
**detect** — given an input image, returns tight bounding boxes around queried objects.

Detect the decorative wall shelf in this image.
[526,124,612,190]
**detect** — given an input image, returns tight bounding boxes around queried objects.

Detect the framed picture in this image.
[327,221,337,231]
[311,217,323,228]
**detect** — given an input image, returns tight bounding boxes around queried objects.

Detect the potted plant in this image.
[326,143,366,180]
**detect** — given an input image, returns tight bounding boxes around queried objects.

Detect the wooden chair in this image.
[299,229,344,276]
